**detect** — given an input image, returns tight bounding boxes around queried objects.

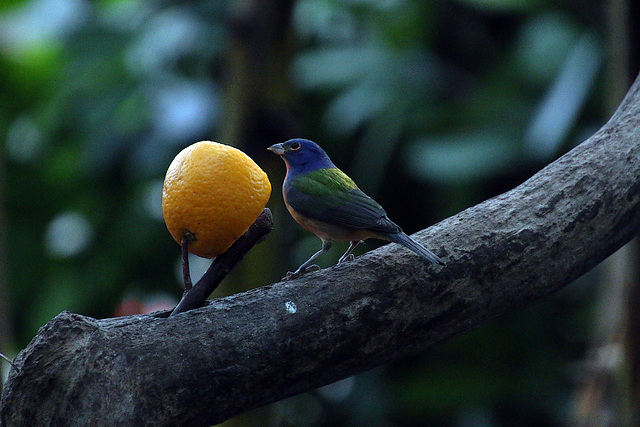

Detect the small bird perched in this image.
[268,138,445,279]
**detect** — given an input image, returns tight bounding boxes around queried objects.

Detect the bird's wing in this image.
[286,167,401,234]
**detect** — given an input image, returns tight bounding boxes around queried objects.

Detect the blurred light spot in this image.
[143,293,177,313]
[114,291,177,316]
[125,8,205,74]
[175,254,211,286]
[324,83,391,135]
[6,115,44,163]
[150,80,219,141]
[317,376,356,402]
[274,394,324,426]
[294,0,405,44]
[125,79,220,177]
[515,12,579,83]
[293,47,383,90]
[0,0,90,52]
[404,133,519,185]
[524,32,601,161]
[45,211,93,258]
[113,298,145,317]
[456,404,494,427]
[142,179,164,220]
[457,0,539,12]
[98,0,152,32]
[293,0,356,43]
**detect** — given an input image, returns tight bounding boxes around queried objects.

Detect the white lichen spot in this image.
[285,301,297,314]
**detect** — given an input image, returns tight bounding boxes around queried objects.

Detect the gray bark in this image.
[2,75,640,426]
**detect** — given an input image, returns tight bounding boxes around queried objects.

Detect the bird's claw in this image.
[338,254,355,264]
[283,264,320,280]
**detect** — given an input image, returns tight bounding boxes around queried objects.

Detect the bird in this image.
[268,138,445,279]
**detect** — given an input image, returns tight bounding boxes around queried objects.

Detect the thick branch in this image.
[3,76,640,426]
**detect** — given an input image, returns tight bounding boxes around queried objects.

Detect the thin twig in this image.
[0,352,17,371]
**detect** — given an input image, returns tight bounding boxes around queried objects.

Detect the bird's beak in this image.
[267,143,285,155]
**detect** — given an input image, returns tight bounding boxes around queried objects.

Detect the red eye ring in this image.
[290,141,301,150]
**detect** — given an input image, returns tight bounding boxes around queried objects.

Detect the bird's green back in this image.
[290,168,359,196]
[287,167,399,233]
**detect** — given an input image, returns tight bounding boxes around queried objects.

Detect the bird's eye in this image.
[290,141,301,150]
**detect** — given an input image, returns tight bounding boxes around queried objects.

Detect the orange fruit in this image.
[162,140,271,258]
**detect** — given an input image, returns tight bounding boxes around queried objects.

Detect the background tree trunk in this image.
[2,73,640,427]
[220,0,297,148]
[570,0,640,425]
[215,0,297,299]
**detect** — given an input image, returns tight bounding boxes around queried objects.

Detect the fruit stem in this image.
[181,236,193,291]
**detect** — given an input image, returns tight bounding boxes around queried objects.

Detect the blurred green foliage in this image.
[0,0,609,425]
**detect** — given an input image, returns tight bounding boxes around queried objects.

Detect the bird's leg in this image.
[338,240,363,264]
[286,240,332,280]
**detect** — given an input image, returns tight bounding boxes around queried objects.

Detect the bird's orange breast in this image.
[286,204,374,242]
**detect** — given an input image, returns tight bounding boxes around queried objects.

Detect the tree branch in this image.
[3,75,640,426]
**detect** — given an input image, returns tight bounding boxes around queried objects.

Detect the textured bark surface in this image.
[2,76,640,426]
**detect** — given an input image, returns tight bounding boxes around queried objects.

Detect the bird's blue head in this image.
[268,138,336,175]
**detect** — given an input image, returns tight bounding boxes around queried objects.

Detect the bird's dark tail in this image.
[388,232,446,266]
